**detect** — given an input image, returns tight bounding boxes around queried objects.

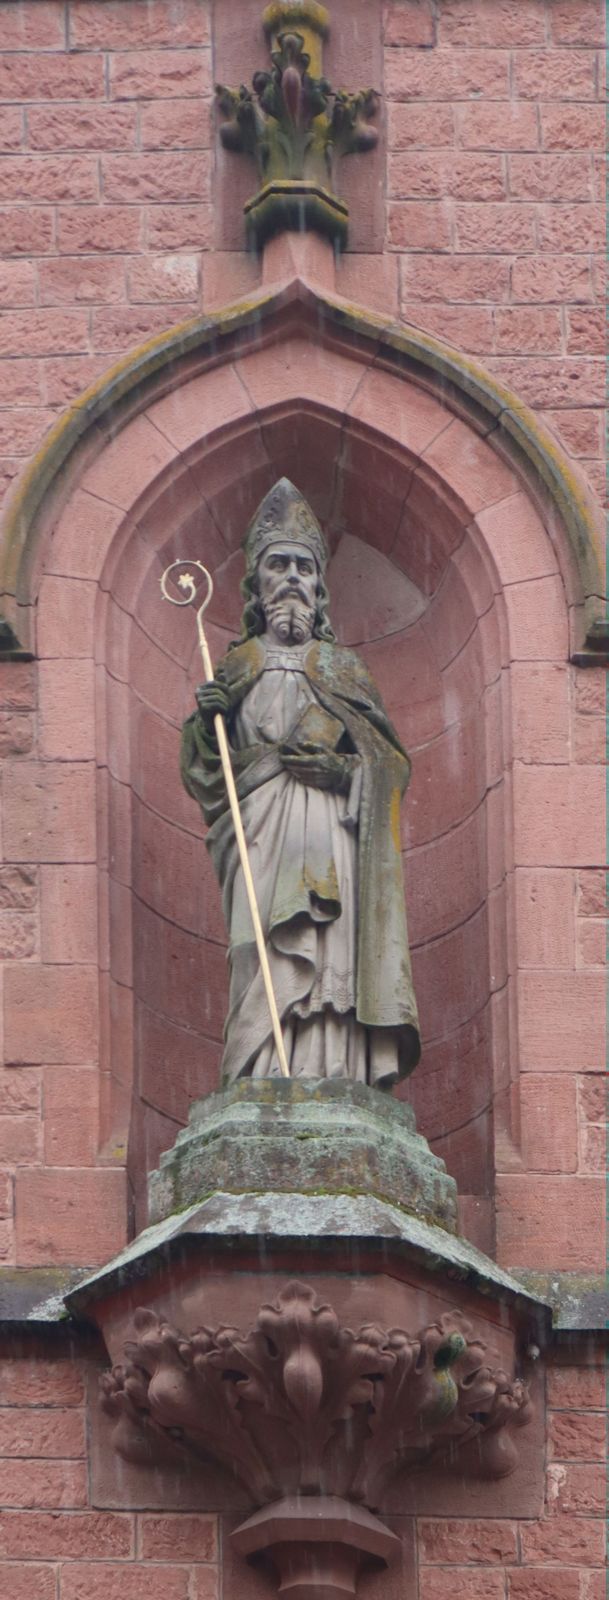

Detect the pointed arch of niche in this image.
[1,279,604,1245]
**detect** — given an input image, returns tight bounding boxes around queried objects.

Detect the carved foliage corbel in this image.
[100,1281,533,1508]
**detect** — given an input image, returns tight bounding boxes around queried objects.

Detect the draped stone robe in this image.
[181,635,420,1086]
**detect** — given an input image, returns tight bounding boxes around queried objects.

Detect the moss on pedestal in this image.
[148,1078,458,1235]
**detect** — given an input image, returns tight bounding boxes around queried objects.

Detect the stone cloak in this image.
[180,636,421,1080]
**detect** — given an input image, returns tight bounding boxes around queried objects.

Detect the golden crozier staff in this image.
[160,558,290,1079]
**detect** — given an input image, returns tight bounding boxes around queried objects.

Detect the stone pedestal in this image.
[147,1080,458,1235]
[66,1080,549,1600]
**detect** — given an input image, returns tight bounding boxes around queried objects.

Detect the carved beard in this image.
[262,589,316,645]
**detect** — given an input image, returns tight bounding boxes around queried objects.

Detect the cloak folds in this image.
[181,635,421,1080]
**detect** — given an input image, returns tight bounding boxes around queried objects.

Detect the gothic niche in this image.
[101,1282,532,1598]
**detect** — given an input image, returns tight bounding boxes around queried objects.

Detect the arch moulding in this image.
[0,275,606,667]
[2,271,606,1250]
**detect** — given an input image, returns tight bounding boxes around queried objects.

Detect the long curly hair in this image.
[230,568,336,648]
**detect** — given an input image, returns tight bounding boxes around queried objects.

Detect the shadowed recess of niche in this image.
[99,408,508,1242]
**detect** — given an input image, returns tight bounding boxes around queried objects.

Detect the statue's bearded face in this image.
[257,542,319,645]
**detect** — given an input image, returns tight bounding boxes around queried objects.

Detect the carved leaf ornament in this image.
[100,1282,532,1508]
[216,31,379,186]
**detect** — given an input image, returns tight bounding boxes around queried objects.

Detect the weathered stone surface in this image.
[147,1079,457,1232]
[67,1187,547,1324]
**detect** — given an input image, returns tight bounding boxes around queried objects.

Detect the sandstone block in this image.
[384,46,509,100]
[457,100,539,149]
[4,963,98,1064]
[0,1405,85,1458]
[514,49,596,98]
[388,201,452,251]
[70,0,210,47]
[546,1461,606,1517]
[520,1516,605,1566]
[438,0,545,44]
[515,870,574,967]
[28,104,137,151]
[512,255,592,303]
[538,203,603,253]
[495,306,563,354]
[0,308,88,358]
[38,256,126,306]
[0,1509,133,1560]
[419,1571,505,1600]
[401,251,510,302]
[540,104,605,152]
[455,202,536,252]
[102,150,210,202]
[389,150,505,200]
[519,1076,577,1174]
[40,866,97,965]
[110,48,211,100]
[384,1,435,46]
[43,1067,99,1167]
[91,301,195,353]
[0,1357,83,1407]
[549,1411,606,1462]
[60,1566,191,1600]
[57,203,141,254]
[139,1514,218,1562]
[0,1457,87,1509]
[0,1566,55,1600]
[497,1176,604,1271]
[4,757,96,861]
[0,52,104,100]
[140,97,212,150]
[146,202,213,250]
[567,308,604,355]
[0,108,22,150]
[0,1069,40,1115]
[15,1166,126,1266]
[43,353,110,405]
[0,913,37,961]
[128,252,199,302]
[388,102,454,148]
[419,1519,518,1564]
[548,0,604,43]
[1,153,98,203]
[0,358,43,404]
[508,151,594,200]
[518,969,605,1071]
[0,208,54,255]
[0,259,36,308]
[511,665,569,763]
[508,1573,579,1600]
[577,1075,605,1121]
[514,768,604,869]
[0,713,34,756]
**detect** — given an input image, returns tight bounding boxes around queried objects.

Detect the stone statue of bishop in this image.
[181,479,420,1086]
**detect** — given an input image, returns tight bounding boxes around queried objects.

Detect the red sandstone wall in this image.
[0,2,606,1594]
[0,0,604,506]
[0,10,604,1251]
[0,1336,604,1598]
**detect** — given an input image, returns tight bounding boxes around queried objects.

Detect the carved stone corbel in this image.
[100,1281,533,1597]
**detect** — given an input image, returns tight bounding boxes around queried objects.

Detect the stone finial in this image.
[215,2,379,249]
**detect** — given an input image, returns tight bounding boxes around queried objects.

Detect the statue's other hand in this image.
[280,746,353,794]
[195,680,230,731]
